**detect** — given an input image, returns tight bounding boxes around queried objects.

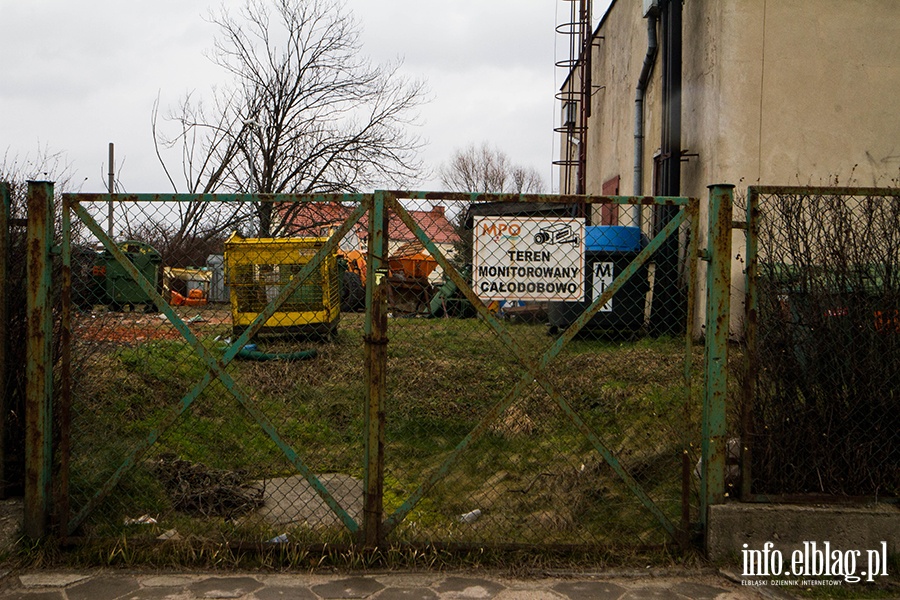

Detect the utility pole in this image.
[107,143,115,239]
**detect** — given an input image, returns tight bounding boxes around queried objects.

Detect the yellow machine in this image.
[224,233,340,338]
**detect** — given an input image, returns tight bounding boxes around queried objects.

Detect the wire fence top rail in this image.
[63,191,695,206]
[749,185,900,197]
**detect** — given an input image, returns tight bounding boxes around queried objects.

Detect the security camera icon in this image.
[534,224,580,246]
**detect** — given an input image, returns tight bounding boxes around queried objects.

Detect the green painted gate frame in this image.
[20,185,734,547]
[382,191,697,541]
[61,192,371,536]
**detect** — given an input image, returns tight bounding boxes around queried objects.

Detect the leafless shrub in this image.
[749,190,900,497]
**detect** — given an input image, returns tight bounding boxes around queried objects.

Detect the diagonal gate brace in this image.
[384,195,689,540]
[66,197,370,535]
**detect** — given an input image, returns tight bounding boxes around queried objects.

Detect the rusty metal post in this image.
[700,184,732,538]
[0,183,9,499]
[363,191,388,548]
[57,196,72,536]
[25,181,54,538]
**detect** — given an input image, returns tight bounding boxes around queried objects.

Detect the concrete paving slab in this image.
[551,581,626,600]
[252,585,317,600]
[256,574,333,588]
[372,588,438,599]
[0,591,65,600]
[311,576,384,599]
[494,590,565,600]
[67,576,141,600]
[670,582,730,600]
[432,577,506,599]
[0,568,777,600]
[120,587,193,600]
[620,589,685,600]
[18,574,89,588]
[140,575,204,588]
[255,475,362,529]
[189,577,263,599]
[371,574,440,589]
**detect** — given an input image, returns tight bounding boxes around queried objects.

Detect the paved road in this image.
[0,569,777,600]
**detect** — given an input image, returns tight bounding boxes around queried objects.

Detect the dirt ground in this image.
[75,308,232,344]
[0,497,23,553]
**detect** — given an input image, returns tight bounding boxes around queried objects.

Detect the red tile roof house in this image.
[278,202,460,283]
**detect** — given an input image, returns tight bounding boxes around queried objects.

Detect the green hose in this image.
[236,348,318,361]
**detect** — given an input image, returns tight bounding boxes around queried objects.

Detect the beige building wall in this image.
[570,0,900,335]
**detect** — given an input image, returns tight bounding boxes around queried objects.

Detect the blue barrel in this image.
[548,226,649,338]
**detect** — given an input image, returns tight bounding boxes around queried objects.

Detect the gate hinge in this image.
[697,249,711,262]
[732,221,748,230]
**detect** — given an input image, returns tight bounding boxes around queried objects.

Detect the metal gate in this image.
[17,183,733,550]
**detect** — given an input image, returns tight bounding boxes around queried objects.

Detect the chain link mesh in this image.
[0,182,29,497]
[67,197,366,544]
[742,189,900,499]
[61,193,700,549]
[382,196,699,547]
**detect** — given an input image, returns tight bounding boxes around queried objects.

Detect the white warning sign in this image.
[473,216,585,301]
[592,261,614,312]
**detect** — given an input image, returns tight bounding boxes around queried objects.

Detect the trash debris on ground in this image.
[156,529,181,541]
[458,509,482,524]
[124,514,158,525]
[150,454,264,518]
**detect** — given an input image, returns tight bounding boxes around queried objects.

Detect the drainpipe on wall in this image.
[650,0,684,336]
[633,12,659,227]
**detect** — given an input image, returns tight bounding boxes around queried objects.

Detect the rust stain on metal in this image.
[25,181,54,538]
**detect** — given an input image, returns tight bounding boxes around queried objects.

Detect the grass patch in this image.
[65,309,700,559]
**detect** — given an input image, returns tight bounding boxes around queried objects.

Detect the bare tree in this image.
[439,142,545,194]
[1,146,78,212]
[154,0,428,236]
[439,143,546,273]
[510,165,545,195]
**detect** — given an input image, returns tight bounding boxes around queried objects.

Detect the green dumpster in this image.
[94,240,162,310]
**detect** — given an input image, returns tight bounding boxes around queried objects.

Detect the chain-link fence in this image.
[36,189,705,551]
[62,194,370,545]
[0,182,30,499]
[740,186,900,500]
[380,193,701,549]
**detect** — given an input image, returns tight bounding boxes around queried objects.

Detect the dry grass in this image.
[63,309,699,561]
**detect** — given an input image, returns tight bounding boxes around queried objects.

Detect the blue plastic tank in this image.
[548,225,650,338]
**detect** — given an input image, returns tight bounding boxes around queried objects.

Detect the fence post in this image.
[25,180,54,538]
[701,183,732,538]
[0,183,9,500]
[363,191,388,547]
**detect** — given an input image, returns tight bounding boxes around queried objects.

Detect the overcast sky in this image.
[1,0,611,194]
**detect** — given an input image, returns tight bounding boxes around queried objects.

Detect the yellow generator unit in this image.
[224,233,340,338]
